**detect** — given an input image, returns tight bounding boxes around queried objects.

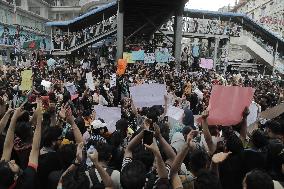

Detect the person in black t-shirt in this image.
[0,100,43,189]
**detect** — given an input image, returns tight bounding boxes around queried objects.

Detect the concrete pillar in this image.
[40,7,48,19]
[21,0,28,11]
[213,37,220,70]
[272,42,278,75]
[174,6,183,70]
[116,0,124,61]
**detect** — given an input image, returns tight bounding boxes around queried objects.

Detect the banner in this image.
[132,50,145,61]
[20,70,33,91]
[155,51,169,63]
[130,83,166,107]
[86,72,95,91]
[123,52,134,63]
[207,85,254,126]
[144,53,156,63]
[116,59,127,76]
[94,105,121,133]
[200,58,213,70]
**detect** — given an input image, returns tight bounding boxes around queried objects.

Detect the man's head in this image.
[96,143,113,163]
[194,170,222,189]
[265,121,284,139]
[0,160,21,188]
[243,170,274,189]
[42,127,63,149]
[189,149,209,175]
[121,160,146,189]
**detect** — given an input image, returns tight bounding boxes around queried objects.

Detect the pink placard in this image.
[200,58,213,69]
[207,85,255,126]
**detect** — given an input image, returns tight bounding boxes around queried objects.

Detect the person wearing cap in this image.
[83,120,108,145]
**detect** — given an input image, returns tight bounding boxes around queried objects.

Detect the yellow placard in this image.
[20,70,33,91]
[123,52,134,63]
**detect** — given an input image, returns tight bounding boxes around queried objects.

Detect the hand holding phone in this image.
[143,130,154,145]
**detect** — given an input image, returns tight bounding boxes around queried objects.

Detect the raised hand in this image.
[212,152,232,164]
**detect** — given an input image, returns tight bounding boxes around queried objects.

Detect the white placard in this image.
[86,72,95,91]
[41,80,52,92]
[110,73,116,88]
[166,106,184,121]
[94,105,121,133]
[130,83,166,107]
[65,82,77,95]
[247,102,260,126]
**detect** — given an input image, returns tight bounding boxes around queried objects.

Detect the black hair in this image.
[96,143,113,162]
[245,169,274,189]
[115,119,129,133]
[75,117,86,135]
[226,133,244,154]
[121,160,146,189]
[265,120,283,135]
[42,127,62,147]
[58,144,76,170]
[189,149,209,174]
[194,169,222,189]
[250,129,268,149]
[15,121,33,143]
[62,168,90,189]
[0,161,14,188]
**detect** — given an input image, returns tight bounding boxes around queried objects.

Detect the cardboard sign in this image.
[259,103,284,120]
[130,83,166,107]
[123,52,134,63]
[207,85,254,126]
[116,59,127,76]
[144,53,156,63]
[20,70,33,91]
[132,50,145,61]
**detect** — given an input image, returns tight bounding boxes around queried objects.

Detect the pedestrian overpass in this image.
[46,2,284,73]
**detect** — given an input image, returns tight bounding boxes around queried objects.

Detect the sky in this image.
[186,0,237,11]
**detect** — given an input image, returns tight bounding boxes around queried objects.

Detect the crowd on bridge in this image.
[0,45,284,189]
[52,15,117,51]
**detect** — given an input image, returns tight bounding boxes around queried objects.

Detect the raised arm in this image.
[29,99,43,166]
[145,140,168,179]
[201,111,214,155]
[0,108,13,134]
[124,130,144,158]
[89,150,114,189]
[170,130,198,177]
[240,107,249,143]
[1,102,25,161]
[66,106,83,144]
[154,124,176,166]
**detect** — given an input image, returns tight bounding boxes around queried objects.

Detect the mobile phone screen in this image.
[143,130,154,145]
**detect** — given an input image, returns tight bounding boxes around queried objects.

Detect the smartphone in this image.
[143,130,154,145]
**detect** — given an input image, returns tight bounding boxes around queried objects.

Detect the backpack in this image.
[88,167,114,189]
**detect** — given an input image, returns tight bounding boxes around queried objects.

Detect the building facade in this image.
[232,0,284,39]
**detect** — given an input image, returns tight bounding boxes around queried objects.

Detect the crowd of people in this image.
[0,44,283,189]
[52,15,117,51]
